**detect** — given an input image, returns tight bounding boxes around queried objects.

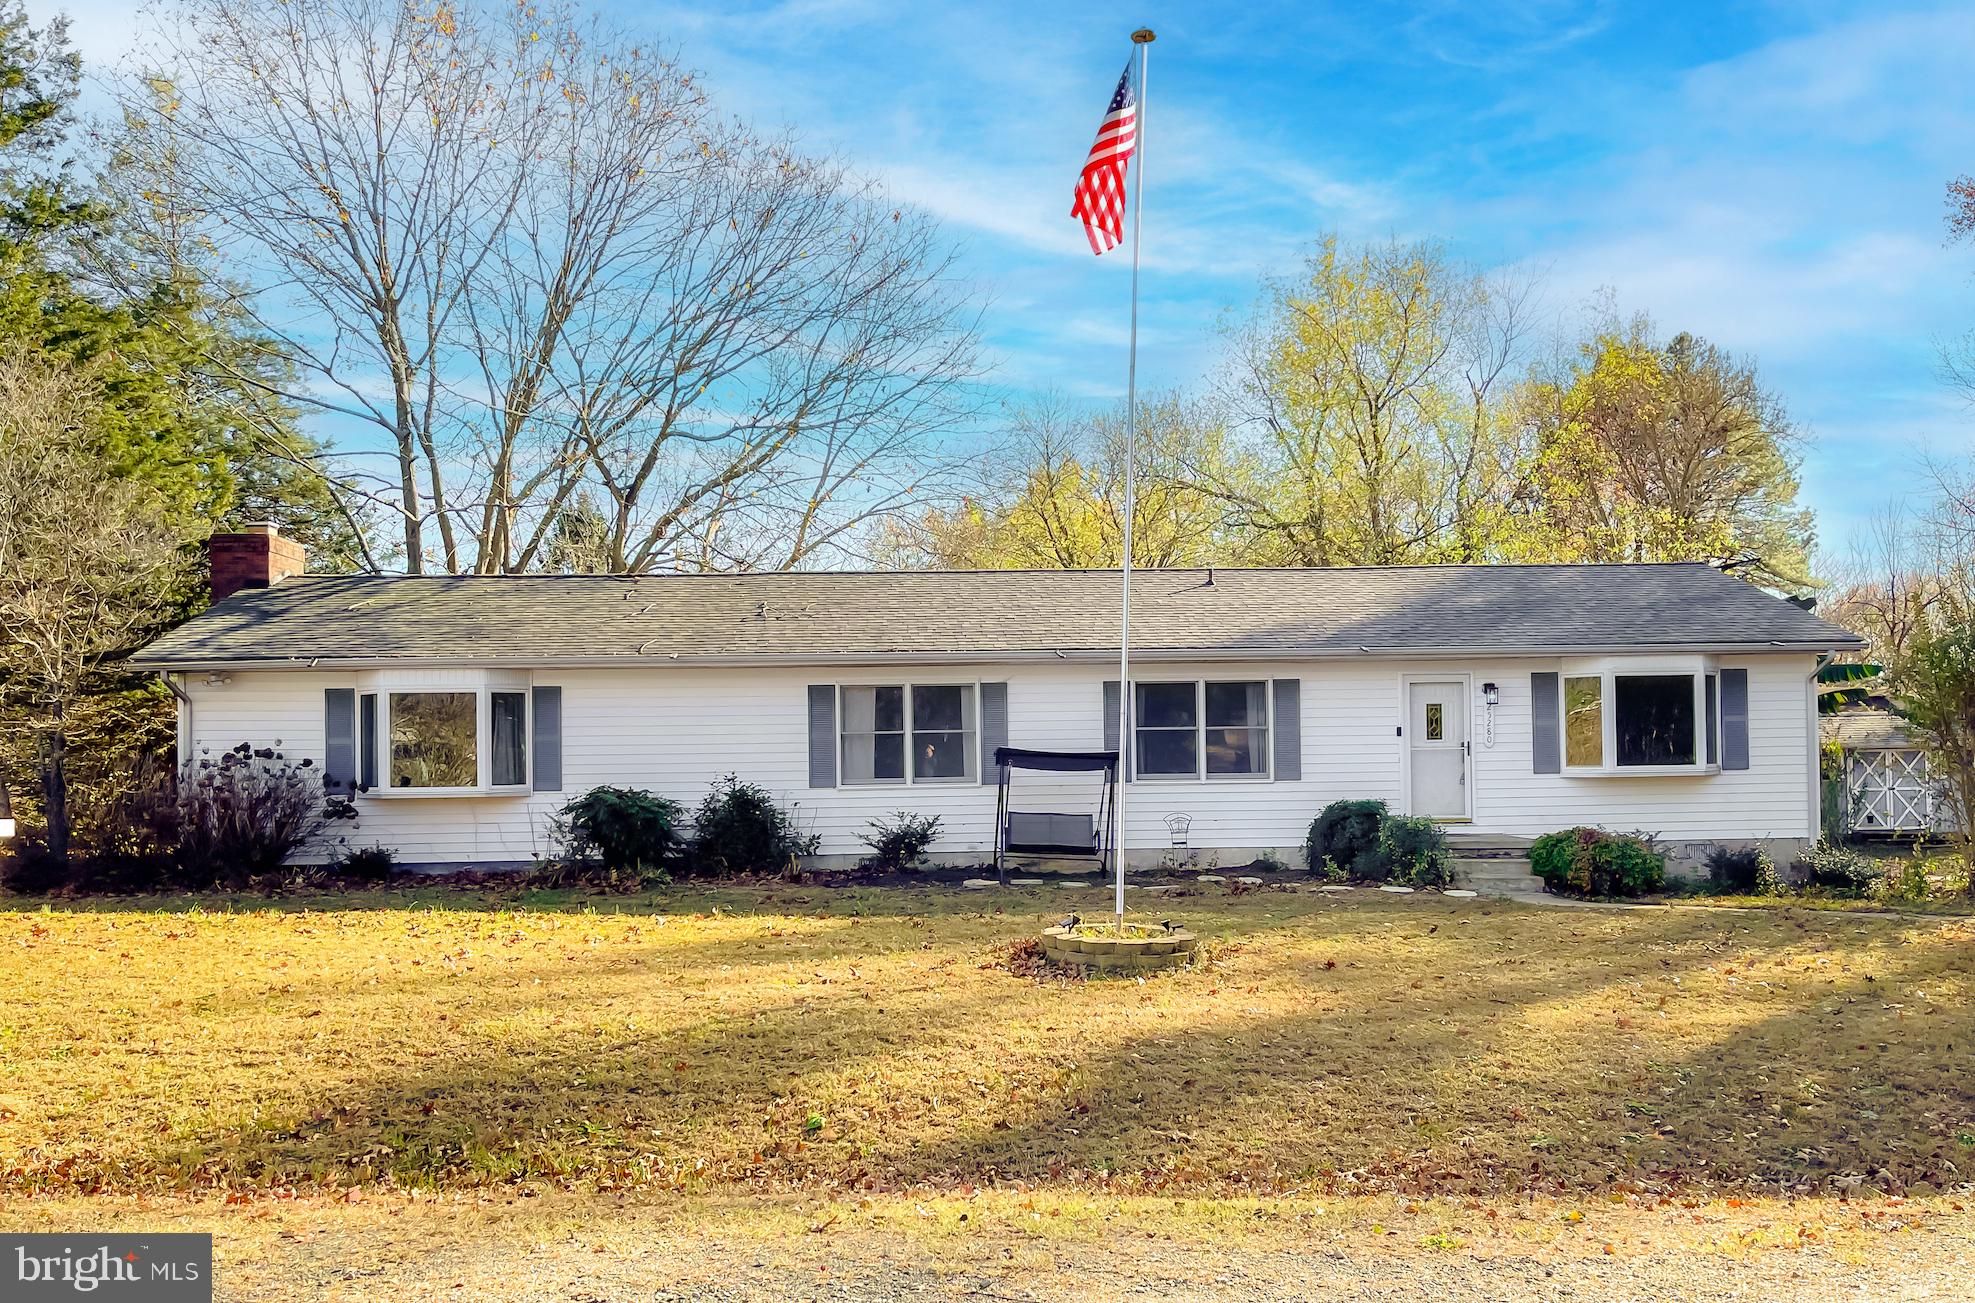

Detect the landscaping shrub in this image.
[1378,814,1452,888]
[334,845,400,883]
[1305,799,1387,879]
[74,753,182,893]
[689,774,819,876]
[1876,855,1932,903]
[1528,827,1665,898]
[1704,844,1785,896]
[859,811,942,872]
[0,839,71,895]
[3,747,355,895]
[1794,840,1879,896]
[1310,856,1348,883]
[173,744,356,889]
[550,786,684,879]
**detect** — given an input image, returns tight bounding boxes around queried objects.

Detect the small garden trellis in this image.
[992,746,1119,886]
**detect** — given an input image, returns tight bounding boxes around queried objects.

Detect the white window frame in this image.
[1557,656,1718,777]
[837,681,979,787]
[1131,678,1273,783]
[360,672,532,798]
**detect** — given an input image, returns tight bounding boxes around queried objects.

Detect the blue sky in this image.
[46,0,1975,560]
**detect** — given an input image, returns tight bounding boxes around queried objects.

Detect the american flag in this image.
[1071,60,1137,256]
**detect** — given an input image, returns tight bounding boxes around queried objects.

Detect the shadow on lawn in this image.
[26,893,1974,1201]
[6,881,1065,919]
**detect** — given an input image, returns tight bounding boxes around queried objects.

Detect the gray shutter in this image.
[807,685,837,788]
[531,686,563,792]
[1271,678,1301,782]
[1102,680,1132,780]
[323,688,356,795]
[1720,668,1750,771]
[979,682,1008,784]
[1530,672,1561,774]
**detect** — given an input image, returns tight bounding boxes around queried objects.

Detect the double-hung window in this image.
[358,681,530,794]
[840,684,976,784]
[1560,663,1716,773]
[1134,680,1270,779]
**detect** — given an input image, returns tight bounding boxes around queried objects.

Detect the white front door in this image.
[1407,680,1468,818]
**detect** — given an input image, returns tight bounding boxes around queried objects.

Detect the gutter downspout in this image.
[159,672,192,773]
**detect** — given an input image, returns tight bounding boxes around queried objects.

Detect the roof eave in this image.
[129,637,1863,673]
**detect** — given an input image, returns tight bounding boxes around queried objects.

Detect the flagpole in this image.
[1117,26,1153,935]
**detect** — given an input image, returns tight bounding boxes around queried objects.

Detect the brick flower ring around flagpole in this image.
[1039,921,1198,974]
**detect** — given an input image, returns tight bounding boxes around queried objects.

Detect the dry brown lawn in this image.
[2,881,1970,1211]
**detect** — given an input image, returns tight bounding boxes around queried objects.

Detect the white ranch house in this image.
[132,527,1866,874]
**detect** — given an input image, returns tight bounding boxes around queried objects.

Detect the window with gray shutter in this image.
[807,685,837,788]
[1271,678,1301,781]
[1102,680,1132,780]
[1720,668,1750,771]
[1530,672,1561,774]
[978,682,1008,784]
[531,686,563,792]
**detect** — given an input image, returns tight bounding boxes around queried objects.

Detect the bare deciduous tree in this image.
[1821,502,1953,668]
[0,350,192,861]
[113,0,981,574]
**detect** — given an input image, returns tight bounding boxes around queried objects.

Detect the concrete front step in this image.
[1452,853,1543,895]
[1445,833,1534,851]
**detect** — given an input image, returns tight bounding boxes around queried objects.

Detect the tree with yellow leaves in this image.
[875,395,1238,570]
[1201,236,1538,566]
[1518,317,1814,589]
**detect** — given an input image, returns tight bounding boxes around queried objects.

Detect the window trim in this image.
[1556,657,1719,777]
[836,680,980,787]
[1131,678,1273,783]
[359,677,533,798]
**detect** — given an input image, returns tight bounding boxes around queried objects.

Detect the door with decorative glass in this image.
[1406,680,1469,818]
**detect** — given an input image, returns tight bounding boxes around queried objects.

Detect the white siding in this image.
[179,653,1820,865]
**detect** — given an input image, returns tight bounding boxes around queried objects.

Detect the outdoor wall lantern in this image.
[1481,682,1499,706]
[1481,682,1499,748]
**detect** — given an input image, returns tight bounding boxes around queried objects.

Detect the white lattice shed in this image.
[1822,711,1952,835]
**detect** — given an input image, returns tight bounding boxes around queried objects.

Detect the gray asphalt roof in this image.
[130,563,1865,670]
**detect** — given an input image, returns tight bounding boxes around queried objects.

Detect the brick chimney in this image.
[209,523,308,603]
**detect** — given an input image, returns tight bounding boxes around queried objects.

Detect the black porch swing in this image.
[991,746,1119,886]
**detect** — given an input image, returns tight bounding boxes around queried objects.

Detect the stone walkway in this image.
[957,871,1577,905]
[952,870,1708,912]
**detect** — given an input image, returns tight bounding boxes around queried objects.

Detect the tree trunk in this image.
[40,721,68,865]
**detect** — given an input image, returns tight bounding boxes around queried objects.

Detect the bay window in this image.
[1134,680,1270,779]
[389,692,477,788]
[1614,675,1696,766]
[840,683,976,784]
[1559,661,1716,773]
[356,675,531,794]
[491,691,528,786]
[1563,675,1603,768]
